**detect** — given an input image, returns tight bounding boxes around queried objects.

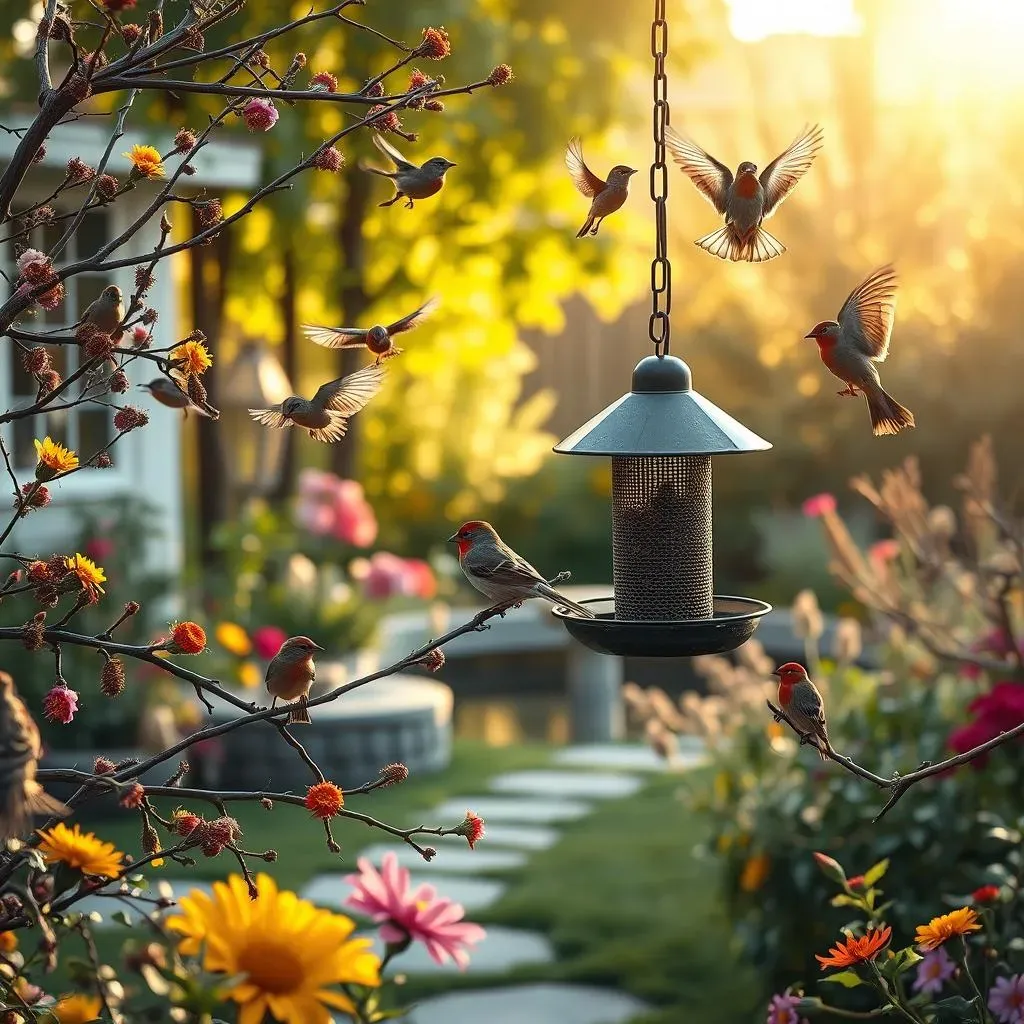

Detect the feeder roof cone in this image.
[553,354,771,457]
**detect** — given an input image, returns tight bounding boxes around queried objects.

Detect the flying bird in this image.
[302,297,438,364]
[248,363,385,443]
[666,123,823,262]
[0,671,69,839]
[449,520,596,618]
[804,265,915,437]
[774,662,832,761]
[140,378,216,419]
[361,134,456,209]
[565,138,638,238]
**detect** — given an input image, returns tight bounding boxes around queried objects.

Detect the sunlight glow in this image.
[726,0,861,42]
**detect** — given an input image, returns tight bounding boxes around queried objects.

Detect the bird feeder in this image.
[550,0,772,658]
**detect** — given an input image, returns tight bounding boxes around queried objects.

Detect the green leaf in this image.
[864,858,890,887]
[830,894,864,909]
[111,910,133,927]
[879,945,923,980]
[820,969,865,989]
[930,995,979,1023]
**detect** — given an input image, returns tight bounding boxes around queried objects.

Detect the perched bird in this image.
[361,134,456,209]
[666,123,823,262]
[248,363,385,443]
[564,138,638,238]
[265,636,324,725]
[0,671,69,839]
[774,662,832,761]
[804,265,915,436]
[448,521,596,618]
[140,378,216,419]
[82,284,126,341]
[302,297,439,364]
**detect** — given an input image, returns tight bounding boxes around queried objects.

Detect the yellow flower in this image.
[170,339,213,377]
[739,853,770,893]
[915,907,982,951]
[217,621,252,658]
[124,144,164,179]
[52,993,103,1023]
[167,873,380,1024]
[65,553,106,595]
[33,436,78,480]
[38,822,124,879]
[237,660,262,689]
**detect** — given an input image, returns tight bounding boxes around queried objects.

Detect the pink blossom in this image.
[989,975,1024,1024]
[42,684,79,725]
[869,539,901,564]
[294,471,378,547]
[84,537,115,563]
[332,479,377,547]
[345,851,486,969]
[132,325,151,348]
[802,493,837,518]
[402,558,437,599]
[242,97,279,132]
[766,993,807,1024]
[252,625,288,661]
[913,947,955,995]
[16,249,48,274]
[357,552,410,600]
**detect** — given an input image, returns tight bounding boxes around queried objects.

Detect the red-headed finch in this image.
[775,662,832,760]
[248,363,385,443]
[805,265,915,436]
[448,521,595,618]
[361,134,456,209]
[0,671,69,838]
[265,636,324,725]
[565,138,637,238]
[302,297,438,364]
[666,123,823,262]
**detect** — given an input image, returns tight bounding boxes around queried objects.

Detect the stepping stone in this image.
[432,796,592,824]
[71,879,214,927]
[489,770,643,800]
[553,741,704,772]
[406,983,650,1023]
[432,822,559,851]
[378,926,553,976]
[303,873,505,914]
[357,843,526,874]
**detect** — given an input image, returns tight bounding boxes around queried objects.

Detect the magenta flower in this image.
[801,493,836,518]
[989,975,1024,1024]
[331,479,377,547]
[868,539,901,564]
[16,249,48,275]
[402,558,437,599]
[294,470,378,546]
[766,993,807,1024]
[242,97,279,132]
[354,552,409,600]
[42,684,79,725]
[345,851,486,969]
[252,625,288,661]
[84,537,115,563]
[913,947,955,995]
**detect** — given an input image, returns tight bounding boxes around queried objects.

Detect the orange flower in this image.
[0,930,16,952]
[816,925,892,970]
[170,338,212,377]
[169,620,206,655]
[124,144,164,179]
[915,907,981,951]
[65,553,106,595]
[304,781,344,820]
[740,853,770,893]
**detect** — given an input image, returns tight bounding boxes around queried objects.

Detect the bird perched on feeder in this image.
[248,363,385,443]
[140,378,217,419]
[666,123,823,262]
[804,265,915,437]
[448,521,596,618]
[265,636,325,725]
[564,138,638,238]
[774,662,832,761]
[0,671,69,838]
[302,297,439,364]
[361,134,456,209]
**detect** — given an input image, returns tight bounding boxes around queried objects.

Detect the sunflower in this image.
[52,993,103,1023]
[65,553,106,595]
[124,144,164,179]
[816,925,892,970]
[167,873,380,1024]
[33,436,78,480]
[38,822,124,878]
[915,907,982,952]
[216,621,252,658]
[170,339,213,377]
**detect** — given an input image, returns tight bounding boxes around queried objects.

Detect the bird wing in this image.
[759,123,823,219]
[311,363,386,414]
[373,133,416,171]
[387,296,439,336]
[248,406,293,429]
[308,412,352,444]
[837,265,898,361]
[301,324,370,349]
[664,127,733,215]
[469,555,546,590]
[565,138,606,198]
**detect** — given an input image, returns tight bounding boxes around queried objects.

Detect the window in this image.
[4,207,115,471]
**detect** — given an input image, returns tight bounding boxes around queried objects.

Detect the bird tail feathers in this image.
[288,696,311,726]
[576,217,594,239]
[0,785,69,839]
[358,160,397,179]
[866,385,915,436]
[694,225,785,263]
[535,583,595,618]
[27,786,70,818]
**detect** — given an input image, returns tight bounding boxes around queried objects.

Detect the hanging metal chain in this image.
[648,0,671,357]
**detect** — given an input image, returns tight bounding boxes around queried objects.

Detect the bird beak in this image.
[772,667,782,677]
[628,168,639,176]
[804,330,817,339]
[446,532,458,543]
[312,643,325,652]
